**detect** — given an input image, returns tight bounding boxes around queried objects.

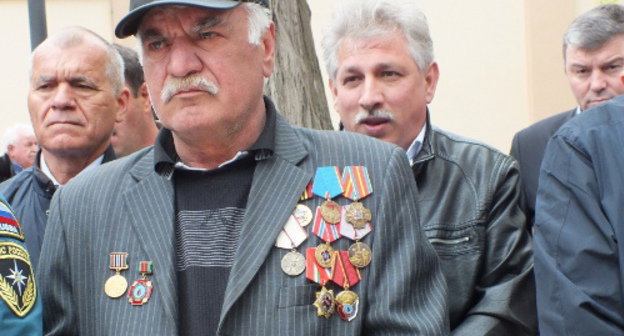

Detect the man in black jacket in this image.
[323,0,536,334]
[511,4,624,231]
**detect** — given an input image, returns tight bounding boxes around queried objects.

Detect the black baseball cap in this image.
[115,0,270,38]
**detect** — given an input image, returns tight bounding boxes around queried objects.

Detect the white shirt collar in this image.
[40,153,105,187]
[405,123,427,166]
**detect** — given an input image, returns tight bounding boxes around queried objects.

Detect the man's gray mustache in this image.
[161,75,219,103]
[354,109,395,124]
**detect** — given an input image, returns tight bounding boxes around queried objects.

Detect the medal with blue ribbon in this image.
[312,167,344,224]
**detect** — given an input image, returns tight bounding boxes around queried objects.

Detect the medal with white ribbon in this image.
[306,248,335,318]
[331,251,361,322]
[128,261,153,306]
[275,214,309,276]
[104,252,129,298]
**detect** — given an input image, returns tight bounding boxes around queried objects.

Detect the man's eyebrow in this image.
[192,16,223,33]
[138,29,163,41]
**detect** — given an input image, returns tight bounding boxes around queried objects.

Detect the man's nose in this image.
[166,38,203,78]
[358,78,384,111]
[51,84,76,111]
[589,71,608,92]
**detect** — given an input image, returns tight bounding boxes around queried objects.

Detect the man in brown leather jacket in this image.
[323,0,536,334]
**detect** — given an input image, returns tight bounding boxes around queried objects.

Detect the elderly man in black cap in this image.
[38,1,449,335]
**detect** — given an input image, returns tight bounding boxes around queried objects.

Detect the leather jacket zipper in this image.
[429,236,470,245]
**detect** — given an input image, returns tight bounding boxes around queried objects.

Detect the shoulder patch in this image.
[0,242,36,317]
[0,201,25,241]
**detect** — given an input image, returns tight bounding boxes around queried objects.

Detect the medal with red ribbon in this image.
[341,166,373,229]
[275,214,309,276]
[331,251,361,322]
[300,180,314,201]
[306,248,336,318]
[127,261,153,306]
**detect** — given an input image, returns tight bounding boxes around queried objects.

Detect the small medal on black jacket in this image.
[104,252,129,299]
[128,261,153,306]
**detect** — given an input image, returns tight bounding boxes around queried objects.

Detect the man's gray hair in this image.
[2,123,35,153]
[564,4,624,60]
[30,26,125,96]
[322,0,434,80]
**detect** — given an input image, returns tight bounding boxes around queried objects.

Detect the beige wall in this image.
[0,0,618,153]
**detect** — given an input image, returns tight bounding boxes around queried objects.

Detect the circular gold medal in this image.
[315,243,335,268]
[281,250,306,276]
[320,200,341,224]
[348,242,372,268]
[104,273,128,298]
[293,204,313,227]
[345,202,372,229]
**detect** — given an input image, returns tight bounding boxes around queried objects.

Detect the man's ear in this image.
[116,87,131,123]
[261,22,277,78]
[139,83,152,115]
[424,62,440,104]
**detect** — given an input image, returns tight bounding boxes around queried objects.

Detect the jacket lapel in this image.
[121,150,177,321]
[220,115,311,322]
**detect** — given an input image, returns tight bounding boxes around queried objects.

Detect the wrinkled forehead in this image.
[137,4,236,38]
[31,43,109,80]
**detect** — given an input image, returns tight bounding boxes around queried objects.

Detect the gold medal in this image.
[345,201,372,229]
[348,242,372,268]
[104,273,128,298]
[315,243,335,268]
[105,252,129,298]
[320,200,341,224]
[293,204,313,227]
[313,286,336,318]
[281,250,306,276]
[335,290,360,322]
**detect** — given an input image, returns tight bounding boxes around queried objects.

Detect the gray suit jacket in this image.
[39,113,449,335]
[510,109,576,231]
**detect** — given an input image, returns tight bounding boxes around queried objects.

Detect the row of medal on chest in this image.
[275,199,373,322]
[104,254,154,306]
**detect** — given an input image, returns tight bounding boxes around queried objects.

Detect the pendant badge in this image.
[275,214,309,276]
[311,206,341,243]
[335,290,360,322]
[348,241,372,268]
[314,286,336,319]
[104,252,129,299]
[293,204,313,227]
[342,166,373,229]
[331,251,361,321]
[128,261,153,306]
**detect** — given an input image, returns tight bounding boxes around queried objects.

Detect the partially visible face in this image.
[330,30,439,150]
[28,41,122,158]
[111,83,154,157]
[565,34,624,111]
[7,131,38,168]
[137,5,275,140]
